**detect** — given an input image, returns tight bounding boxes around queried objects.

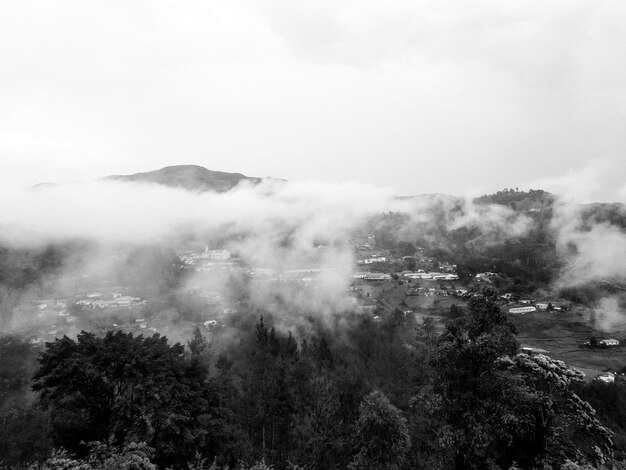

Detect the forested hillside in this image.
[1,186,626,469]
[1,292,625,470]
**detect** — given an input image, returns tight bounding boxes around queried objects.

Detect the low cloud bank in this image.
[0,175,624,333]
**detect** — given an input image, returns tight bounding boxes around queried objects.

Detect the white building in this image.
[364,273,392,281]
[596,372,616,383]
[521,346,549,355]
[536,302,560,311]
[357,257,387,265]
[351,272,370,279]
[509,306,537,314]
[403,273,422,279]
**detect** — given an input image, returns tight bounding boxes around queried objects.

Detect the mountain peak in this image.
[104,165,268,193]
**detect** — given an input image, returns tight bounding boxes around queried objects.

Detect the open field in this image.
[362,281,626,379]
[511,307,626,377]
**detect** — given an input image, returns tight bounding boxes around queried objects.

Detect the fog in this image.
[1,176,625,336]
[593,297,626,333]
[549,194,626,332]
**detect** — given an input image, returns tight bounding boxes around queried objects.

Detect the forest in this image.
[1,291,626,470]
[1,190,626,469]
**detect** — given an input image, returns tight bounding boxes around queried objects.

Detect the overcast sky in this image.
[1,0,625,201]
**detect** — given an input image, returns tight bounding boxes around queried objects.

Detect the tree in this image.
[188,326,211,367]
[421,291,613,469]
[28,442,157,470]
[32,331,211,467]
[349,390,410,470]
[403,256,417,271]
[424,291,519,468]
[449,303,463,319]
[497,353,614,468]
[397,242,416,257]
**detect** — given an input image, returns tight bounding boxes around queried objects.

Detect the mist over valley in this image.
[2,165,626,469]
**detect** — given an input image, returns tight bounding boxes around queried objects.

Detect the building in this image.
[181,247,231,265]
[357,257,387,265]
[536,302,559,311]
[351,272,370,279]
[364,273,392,281]
[521,346,549,355]
[202,248,230,260]
[596,372,616,384]
[438,262,457,273]
[509,306,537,314]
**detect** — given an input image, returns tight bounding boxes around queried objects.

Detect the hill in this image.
[473,188,555,212]
[104,164,267,192]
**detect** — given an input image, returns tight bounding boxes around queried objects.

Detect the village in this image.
[348,233,625,385]
[19,237,624,386]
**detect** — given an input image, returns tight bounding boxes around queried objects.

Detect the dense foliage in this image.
[0,292,622,470]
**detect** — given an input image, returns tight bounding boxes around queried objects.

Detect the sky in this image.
[1,0,625,202]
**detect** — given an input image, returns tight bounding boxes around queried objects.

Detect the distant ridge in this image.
[104,165,272,193]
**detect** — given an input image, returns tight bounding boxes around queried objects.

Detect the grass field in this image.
[512,307,626,378]
[364,280,626,380]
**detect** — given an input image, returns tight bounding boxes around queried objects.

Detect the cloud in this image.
[0,177,543,335]
[553,208,626,288]
[1,1,625,197]
[529,158,626,204]
[0,180,393,248]
[593,297,626,333]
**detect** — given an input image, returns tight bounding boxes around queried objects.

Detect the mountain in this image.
[104,165,269,193]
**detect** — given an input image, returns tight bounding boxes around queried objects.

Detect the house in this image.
[439,263,457,273]
[406,287,420,296]
[599,338,620,347]
[536,302,559,311]
[114,296,136,307]
[596,372,616,384]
